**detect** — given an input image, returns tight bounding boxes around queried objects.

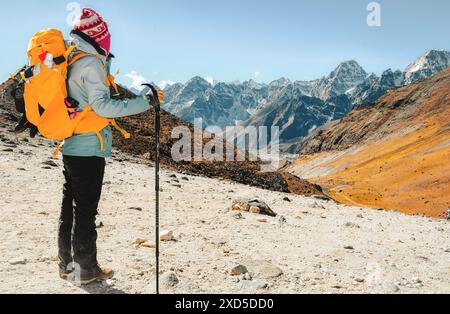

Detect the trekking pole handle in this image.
[142,83,161,107]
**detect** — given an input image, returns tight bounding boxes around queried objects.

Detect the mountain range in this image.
[160,50,450,149]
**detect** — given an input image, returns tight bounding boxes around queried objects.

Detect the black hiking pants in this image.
[58,155,105,276]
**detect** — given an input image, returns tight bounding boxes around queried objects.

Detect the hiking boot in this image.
[79,268,114,286]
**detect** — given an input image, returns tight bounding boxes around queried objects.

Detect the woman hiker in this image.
[59,8,163,285]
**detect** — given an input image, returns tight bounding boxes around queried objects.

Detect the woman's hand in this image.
[156,89,164,103]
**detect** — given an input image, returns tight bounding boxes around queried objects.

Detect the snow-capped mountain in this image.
[162,61,366,129]
[163,77,273,127]
[310,60,368,100]
[347,69,405,107]
[404,50,450,85]
[160,50,449,150]
[348,50,449,107]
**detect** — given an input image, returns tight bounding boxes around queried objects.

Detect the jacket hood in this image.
[70,34,107,61]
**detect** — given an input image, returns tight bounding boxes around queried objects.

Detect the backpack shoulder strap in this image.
[69,50,117,94]
[68,51,101,66]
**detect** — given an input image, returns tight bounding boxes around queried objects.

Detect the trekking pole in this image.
[142,84,161,294]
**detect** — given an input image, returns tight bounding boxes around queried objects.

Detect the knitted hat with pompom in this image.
[73,8,111,55]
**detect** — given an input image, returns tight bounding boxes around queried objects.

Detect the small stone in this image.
[141,243,157,249]
[384,283,400,293]
[246,260,283,279]
[355,278,365,283]
[313,195,331,201]
[283,197,291,202]
[278,216,287,225]
[181,177,189,181]
[37,256,58,263]
[344,245,354,250]
[42,160,58,167]
[344,222,360,228]
[257,218,267,223]
[211,239,227,246]
[231,265,248,276]
[245,279,268,290]
[160,230,174,241]
[9,258,27,265]
[104,279,115,286]
[231,212,243,220]
[161,271,179,288]
[134,238,147,245]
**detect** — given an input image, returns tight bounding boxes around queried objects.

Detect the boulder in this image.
[231,199,277,217]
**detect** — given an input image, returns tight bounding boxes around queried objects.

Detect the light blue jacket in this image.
[62,34,150,158]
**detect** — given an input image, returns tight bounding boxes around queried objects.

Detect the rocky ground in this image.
[0,124,449,294]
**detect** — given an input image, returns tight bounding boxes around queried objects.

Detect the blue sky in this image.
[0,0,449,88]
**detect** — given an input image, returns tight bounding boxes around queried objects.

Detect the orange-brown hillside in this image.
[288,68,450,218]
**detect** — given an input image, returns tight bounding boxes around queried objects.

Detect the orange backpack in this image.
[21,28,130,158]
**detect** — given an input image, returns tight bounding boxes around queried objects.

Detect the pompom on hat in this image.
[72,8,111,55]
